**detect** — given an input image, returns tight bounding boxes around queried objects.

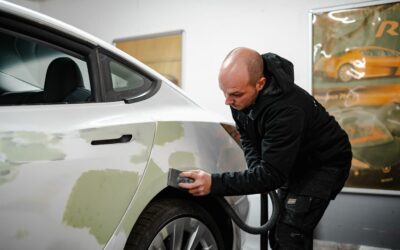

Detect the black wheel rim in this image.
[148,217,218,250]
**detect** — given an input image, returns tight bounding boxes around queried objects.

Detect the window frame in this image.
[98,48,161,103]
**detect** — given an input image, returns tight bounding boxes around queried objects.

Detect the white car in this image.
[0,1,250,249]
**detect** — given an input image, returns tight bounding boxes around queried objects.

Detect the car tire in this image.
[125,198,226,250]
[337,64,354,82]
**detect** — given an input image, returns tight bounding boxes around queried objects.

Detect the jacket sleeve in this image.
[211,106,305,196]
[237,125,261,170]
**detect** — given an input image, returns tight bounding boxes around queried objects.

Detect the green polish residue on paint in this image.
[63,170,139,245]
[121,159,164,235]
[15,229,29,240]
[154,122,184,146]
[0,131,65,162]
[168,151,197,169]
[0,131,65,185]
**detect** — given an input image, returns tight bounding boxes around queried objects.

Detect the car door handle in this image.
[91,134,133,145]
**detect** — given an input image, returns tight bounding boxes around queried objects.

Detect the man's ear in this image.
[256,77,266,91]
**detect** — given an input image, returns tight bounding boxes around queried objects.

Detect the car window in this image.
[373,50,387,56]
[110,61,148,92]
[0,30,92,105]
[103,56,158,103]
[382,50,398,56]
[362,49,387,57]
[361,50,373,56]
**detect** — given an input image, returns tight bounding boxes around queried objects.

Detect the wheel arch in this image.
[128,186,234,249]
[155,187,234,248]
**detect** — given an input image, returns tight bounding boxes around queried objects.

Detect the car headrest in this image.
[43,57,83,103]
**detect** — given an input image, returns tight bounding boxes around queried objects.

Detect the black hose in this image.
[215,190,280,234]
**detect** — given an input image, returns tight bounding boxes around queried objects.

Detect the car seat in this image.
[43,57,90,103]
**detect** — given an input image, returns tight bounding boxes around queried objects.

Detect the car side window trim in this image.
[98,49,161,103]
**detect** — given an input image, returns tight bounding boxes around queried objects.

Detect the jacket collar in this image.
[240,76,282,120]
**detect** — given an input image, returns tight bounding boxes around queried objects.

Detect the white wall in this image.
[7,0,362,121]
[6,0,39,10]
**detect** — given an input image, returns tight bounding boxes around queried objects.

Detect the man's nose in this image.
[225,96,234,105]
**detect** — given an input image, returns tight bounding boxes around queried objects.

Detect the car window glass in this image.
[0,31,92,105]
[109,61,149,92]
[361,50,373,56]
[383,50,396,56]
[373,50,385,56]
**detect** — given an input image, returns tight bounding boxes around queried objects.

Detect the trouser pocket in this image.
[281,194,313,228]
[270,194,330,250]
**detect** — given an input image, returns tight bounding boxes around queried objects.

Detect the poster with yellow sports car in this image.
[311,1,400,193]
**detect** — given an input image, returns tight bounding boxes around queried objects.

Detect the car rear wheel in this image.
[125,198,226,250]
[338,64,354,82]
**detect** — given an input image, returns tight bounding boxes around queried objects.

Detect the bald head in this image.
[219,47,264,86]
[218,48,266,110]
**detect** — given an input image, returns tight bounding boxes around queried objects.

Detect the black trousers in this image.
[269,190,331,250]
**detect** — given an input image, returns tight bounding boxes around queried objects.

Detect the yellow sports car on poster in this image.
[314,46,400,82]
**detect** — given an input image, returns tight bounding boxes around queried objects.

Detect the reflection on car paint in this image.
[63,169,139,245]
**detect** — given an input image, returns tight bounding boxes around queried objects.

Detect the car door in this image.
[0,15,156,250]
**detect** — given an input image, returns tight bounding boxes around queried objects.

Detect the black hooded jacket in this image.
[211,53,352,199]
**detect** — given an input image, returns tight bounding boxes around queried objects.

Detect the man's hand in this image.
[178,170,211,196]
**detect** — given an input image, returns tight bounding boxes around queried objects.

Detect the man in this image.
[179,47,352,249]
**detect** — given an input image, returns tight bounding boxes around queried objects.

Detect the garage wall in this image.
[5,0,400,249]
